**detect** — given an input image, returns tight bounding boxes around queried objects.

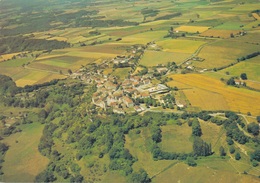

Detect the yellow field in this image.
[252,13,260,20]
[246,81,260,91]
[119,31,166,44]
[0,52,28,62]
[183,88,230,111]
[2,123,49,182]
[200,29,240,38]
[175,26,209,33]
[168,74,260,116]
[156,39,206,53]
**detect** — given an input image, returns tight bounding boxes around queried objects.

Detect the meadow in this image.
[168,74,260,116]
[125,128,175,177]
[160,125,193,153]
[218,57,260,82]
[2,123,49,182]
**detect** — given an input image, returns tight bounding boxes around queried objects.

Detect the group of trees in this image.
[0,36,70,54]
[237,51,259,62]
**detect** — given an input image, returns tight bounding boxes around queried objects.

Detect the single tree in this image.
[235,152,241,160]
[219,146,226,156]
[247,123,259,136]
[240,73,247,80]
[68,69,72,75]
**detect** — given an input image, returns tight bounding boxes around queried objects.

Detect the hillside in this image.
[0,0,259,182]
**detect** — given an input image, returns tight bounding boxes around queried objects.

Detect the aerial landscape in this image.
[0,0,259,182]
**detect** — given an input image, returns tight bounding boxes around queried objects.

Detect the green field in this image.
[2,123,49,182]
[195,40,260,69]
[112,67,132,80]
[160,125,193,153]
[140,50,189,67]
[219,57,260,82]
[125,128,175,177]
[157,39,206,54]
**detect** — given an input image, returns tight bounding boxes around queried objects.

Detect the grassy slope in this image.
[2,123,49,182]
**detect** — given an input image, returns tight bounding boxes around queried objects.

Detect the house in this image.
[156,67,168,74]
[107,96,117,106]
[93,99,106,109]
[122,96,134,107]
[140,91,150,98]
[104,81,118,91]
[235,80,245,85]
[113,90,124,100]
[113,107,125,114]
[176,99,186,108]
[125,88,136,95]
[134,106,143,112]
[143,79,150,85]
[132,81,140,87]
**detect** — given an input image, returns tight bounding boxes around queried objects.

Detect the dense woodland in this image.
[0,36,70,54]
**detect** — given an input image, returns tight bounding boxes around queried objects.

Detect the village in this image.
[71,48,187,114]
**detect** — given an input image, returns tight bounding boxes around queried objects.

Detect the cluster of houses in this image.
[90,71,174,114]
[71,51,187,114]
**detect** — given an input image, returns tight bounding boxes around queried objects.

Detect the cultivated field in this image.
[200,29,241,38]
[156,39,206,54]
[15,70,66,87]
[2,123,49,182]
[140,51,189,67]
[194,40,260,69]
[168,74,260,116]
[183,88,230,111]
[119,31,166,44]
[175,26,209,33]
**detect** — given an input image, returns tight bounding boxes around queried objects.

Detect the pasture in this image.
[2,123,49,182]
[125,128,175,177]
[111,67,132,80]
[152,161,260,183]
[168,74,260,116]
[219,57,260,82]
[156,39,206,54]
[140,51,189,67]
[199,120,225,153]
[160,125,193,153]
